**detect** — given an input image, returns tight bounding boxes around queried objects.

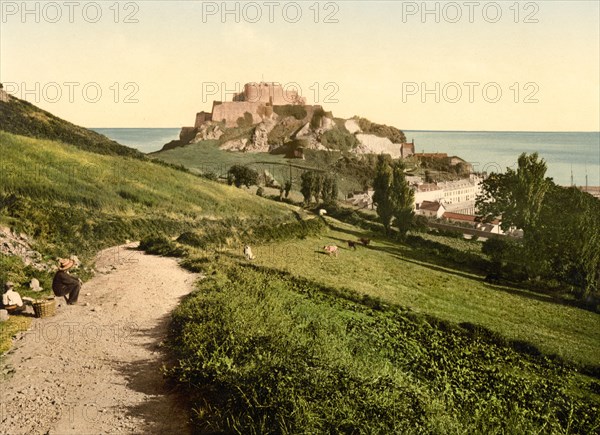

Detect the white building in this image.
[417,201,446,218]
[412,174,482,215]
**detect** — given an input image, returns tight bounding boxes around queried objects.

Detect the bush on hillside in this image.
[356,117,406,143]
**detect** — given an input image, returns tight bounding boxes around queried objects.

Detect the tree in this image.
[300,171,319,205]
[372,155,394,234]
[228,165,258,188]
[300,171,337,205]
[321,175,338,204]
[390,162,415,239]
[476,153,600,299]
[535,185,600,297]
[476,153,551,235]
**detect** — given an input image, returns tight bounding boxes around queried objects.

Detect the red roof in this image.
[420,201,444,211]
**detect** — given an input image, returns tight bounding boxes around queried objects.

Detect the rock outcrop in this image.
[191,122,223,143]
[0,227,48,271]
[355,134,402,158]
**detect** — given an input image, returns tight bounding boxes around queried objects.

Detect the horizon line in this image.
[89,127,600,134]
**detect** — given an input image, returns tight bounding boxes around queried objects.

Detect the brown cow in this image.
[347,241,357,250]
[358,238,371,246]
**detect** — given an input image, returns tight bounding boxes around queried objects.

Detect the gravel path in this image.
[0,243,199,435]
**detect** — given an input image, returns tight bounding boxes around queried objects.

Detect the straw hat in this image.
[58,258,75,271]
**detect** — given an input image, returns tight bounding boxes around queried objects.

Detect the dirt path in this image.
[0,243,199,435]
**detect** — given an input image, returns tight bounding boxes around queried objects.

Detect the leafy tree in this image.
[535,185,600,297]
[477,153,599,299]
[228,165,258,188]
[372,155,394,234]
[321,175,338,204]
[477,153,551,234]
[300,171,319,205]
[301,171,338,205]
[390,162,415,239]
[424,170,434,183]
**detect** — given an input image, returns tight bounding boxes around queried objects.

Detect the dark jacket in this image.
[52,270,80,296]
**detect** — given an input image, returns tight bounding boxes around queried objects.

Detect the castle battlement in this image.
[233,82,305,106]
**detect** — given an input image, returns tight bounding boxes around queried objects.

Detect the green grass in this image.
[211,219,600,369]
[167,261,600,433]
[0,316,31,355]
[0,96,143,158]
[152,141,366,196]
[0,130,298,354]
[0,131,294,259]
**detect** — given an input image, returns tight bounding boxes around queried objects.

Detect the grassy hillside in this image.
[152,141,369,196]
[0,128,299,352]
[155,230,600,433]
[0,130,296,280]
[0,95,143,158]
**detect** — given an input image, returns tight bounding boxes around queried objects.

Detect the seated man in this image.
[52,258,82,305]
[2,281,25,314]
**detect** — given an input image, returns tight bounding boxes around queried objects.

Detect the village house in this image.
[417,201,446,218]
[412,174,482,215]
[442,212,503,234]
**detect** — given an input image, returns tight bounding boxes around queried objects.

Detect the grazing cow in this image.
[323,245,338,257]
[347,240,357,250]
[319,209,327,217]
[358,238,371,246]
[243,245,255,261]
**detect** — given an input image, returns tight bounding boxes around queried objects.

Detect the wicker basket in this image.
[33,299,56,318]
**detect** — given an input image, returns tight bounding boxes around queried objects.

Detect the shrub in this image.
[356,117,406,143]
[273,105,308,120]
[228,165,259,188]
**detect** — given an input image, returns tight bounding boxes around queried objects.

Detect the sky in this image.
[0,1,599,131]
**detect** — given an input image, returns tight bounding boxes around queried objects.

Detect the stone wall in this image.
[234,82,305,105]
[211,101,270,128]
[194,111,212,128]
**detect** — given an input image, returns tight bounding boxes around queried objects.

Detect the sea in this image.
[91,128,600,187]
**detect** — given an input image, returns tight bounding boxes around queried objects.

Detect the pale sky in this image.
[1,1,599,131]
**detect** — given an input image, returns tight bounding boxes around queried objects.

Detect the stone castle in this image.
[193,82,307,129]
[170,81,414,159]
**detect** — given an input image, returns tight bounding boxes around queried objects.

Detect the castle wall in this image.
[239,82,305,105]
[194,111,212,128]
[211,101,267,128]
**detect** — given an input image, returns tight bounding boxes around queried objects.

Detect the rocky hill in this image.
[161,112,412,159]
[156,81,412,159]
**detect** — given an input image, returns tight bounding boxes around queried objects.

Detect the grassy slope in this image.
[152,141,365,195]
[169,253,600,433]
[244,219,600,368]
[0,97,143,158]
[0,131,297,351]
[0,131,294,254]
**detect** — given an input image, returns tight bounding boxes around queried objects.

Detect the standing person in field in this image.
[52,258,82,305]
